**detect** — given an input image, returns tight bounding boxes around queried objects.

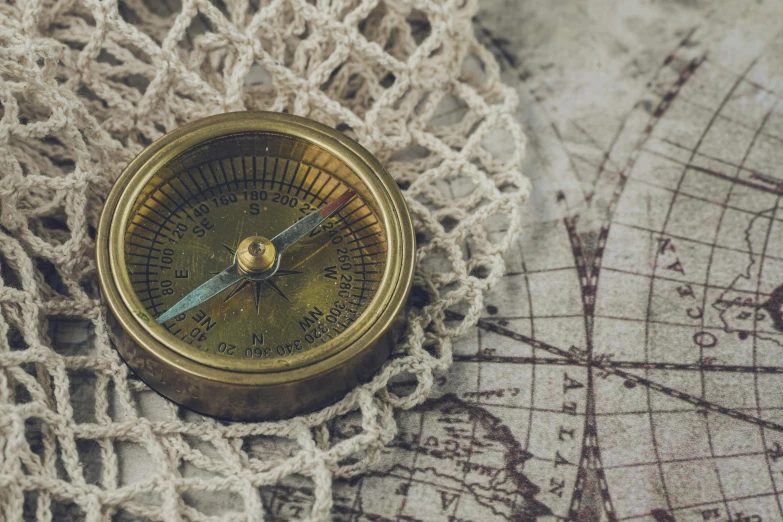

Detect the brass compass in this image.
[96,112,415,420]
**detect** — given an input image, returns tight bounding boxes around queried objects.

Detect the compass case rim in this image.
[96,111,415,420]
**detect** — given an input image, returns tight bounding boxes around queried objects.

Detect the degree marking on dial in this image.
[130,221,158,236]
[316,189,355,219]
[141,203,171,225]
[336,204,367,226]
[225,159,235,187]
[321,182,340,205]
[218,159,231,188]
[127,241,160,253]
[187,168,204,198]
[196,165,216,198]
[216,159,232,191]
[130,203,173,314]
[347,231,382,245]
[129,231,164,246]
[288,161,299,194]
[128,157,386,333]
[131,278,158,284]
[185,170,202,201]
[307,170,323,202]
[262,156,268,190]
[175,175,196,202]
[207,162,223,194]
[165,180,194,212]
[150,193,184,222]
[139,293,162,303]
[281,159,292,191]
[149,192,174,215]
[353,249,386,260]
[240,154,250,190]
[158,168,345,215]
[156,187,183,214]
[251,155,257,187]
[227,157,239,190]
[347,220,379,236]
[350,242,384,252]
[341,211,372,232]
[282,159,293,191]
[126,250,156,259]
[271,157,280,190]
[295,165,311,198]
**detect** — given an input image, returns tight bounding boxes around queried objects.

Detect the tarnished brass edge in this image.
[96,111,415,420]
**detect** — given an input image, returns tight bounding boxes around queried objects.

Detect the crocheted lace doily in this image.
[0,0,529,520]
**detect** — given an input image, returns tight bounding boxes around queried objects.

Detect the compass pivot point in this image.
[237,236,275,273]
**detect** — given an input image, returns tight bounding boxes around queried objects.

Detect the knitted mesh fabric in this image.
[0,0,529,520]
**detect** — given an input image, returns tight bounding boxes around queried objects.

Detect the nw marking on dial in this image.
[219,243,301,313]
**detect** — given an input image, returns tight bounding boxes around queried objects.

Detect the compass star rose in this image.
[218,243,301,313]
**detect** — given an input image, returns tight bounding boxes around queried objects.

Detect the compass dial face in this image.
[120,133,387,372]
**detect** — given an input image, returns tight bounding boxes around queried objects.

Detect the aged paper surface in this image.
[48,1,783,520]
[319,1,783,520]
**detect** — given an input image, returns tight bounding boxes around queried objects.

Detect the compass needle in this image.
[156,266,243,323]
[271,189,356,253]
[98,112,413,420]
[160,193,355,321]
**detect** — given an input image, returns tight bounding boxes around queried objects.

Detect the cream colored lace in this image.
[0,0,528,520]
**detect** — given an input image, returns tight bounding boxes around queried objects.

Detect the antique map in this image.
[51,0,783,520]
[324,1,783,520]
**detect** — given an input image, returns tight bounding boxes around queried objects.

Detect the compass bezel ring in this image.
[96,111,415,420]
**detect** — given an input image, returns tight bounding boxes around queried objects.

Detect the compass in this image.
[96,112,415,421]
